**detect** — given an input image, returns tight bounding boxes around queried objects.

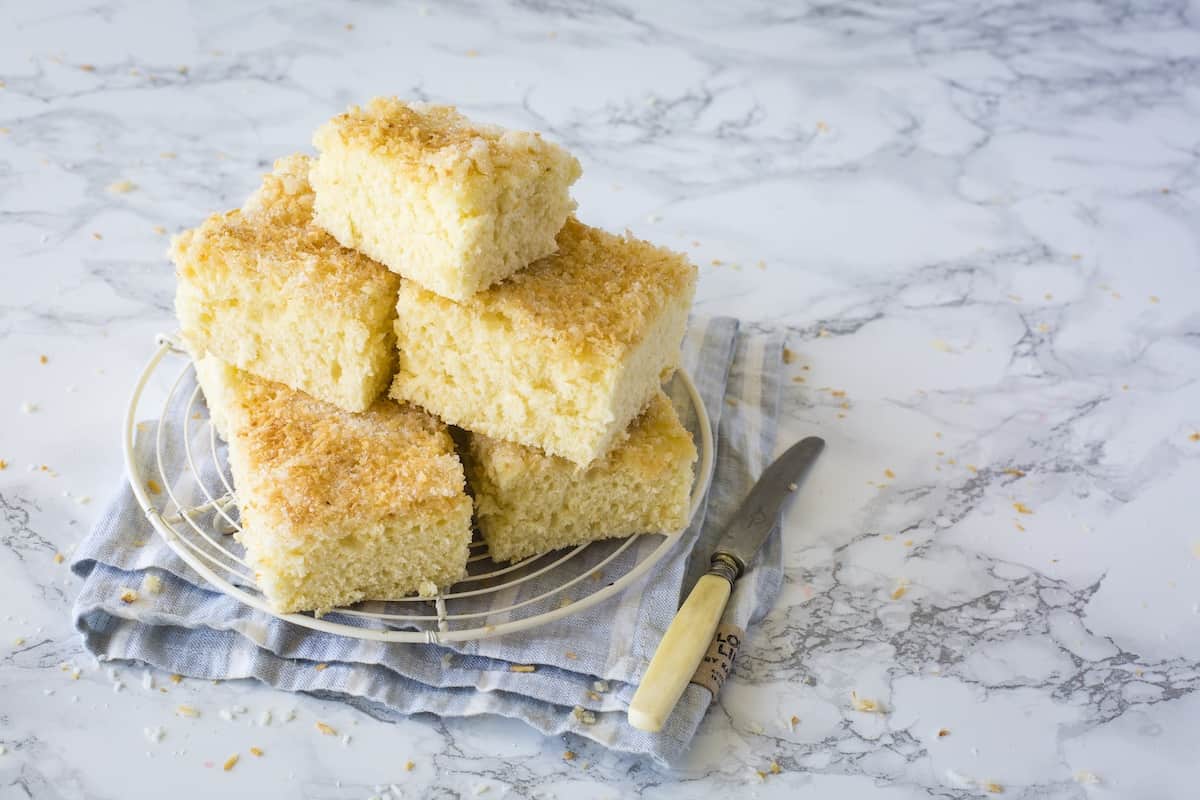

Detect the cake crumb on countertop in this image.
[850,691,883,713]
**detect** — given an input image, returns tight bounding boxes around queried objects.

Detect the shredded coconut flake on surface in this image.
[850,691,883,713]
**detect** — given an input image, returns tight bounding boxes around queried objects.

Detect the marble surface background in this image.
[2,1,1198,797]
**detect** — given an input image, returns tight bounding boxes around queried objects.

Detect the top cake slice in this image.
[172,155,401,412]
[310,97,582,301]
[389,218,698,466]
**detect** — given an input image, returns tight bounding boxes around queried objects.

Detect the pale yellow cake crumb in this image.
[311,97,581,301]
[469,391,695,562]
[194,356,472,614]
[391,219,696,466]
[850,691,882,713]
[173,155,400,412]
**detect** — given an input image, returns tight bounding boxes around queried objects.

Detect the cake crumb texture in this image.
[311,97,582,300]
[173,154,401,412]
[390,218,697,465]
[194,355,473,614]
[468,391,697,562]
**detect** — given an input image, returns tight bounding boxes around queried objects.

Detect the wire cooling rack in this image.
[122,334,715,643]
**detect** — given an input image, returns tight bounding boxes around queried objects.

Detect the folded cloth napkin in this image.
[72,316,786,765]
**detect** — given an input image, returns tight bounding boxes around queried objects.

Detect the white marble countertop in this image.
[3,1,1198,797]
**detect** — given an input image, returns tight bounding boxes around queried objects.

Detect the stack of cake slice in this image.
[172,98,699,614]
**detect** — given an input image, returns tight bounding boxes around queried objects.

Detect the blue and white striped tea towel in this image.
[72,316,787,765]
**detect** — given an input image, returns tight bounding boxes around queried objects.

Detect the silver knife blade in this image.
[712,436,824,574]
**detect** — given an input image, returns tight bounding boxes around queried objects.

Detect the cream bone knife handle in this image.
[627,553,740,733]
[628,436,826,733]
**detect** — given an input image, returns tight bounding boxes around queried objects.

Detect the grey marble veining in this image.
[2,1,1198,797]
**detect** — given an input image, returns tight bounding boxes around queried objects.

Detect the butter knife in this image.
[627,436,825,732]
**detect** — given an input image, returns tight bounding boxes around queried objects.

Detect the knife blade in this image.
[710,435,825,578]
[627,435,825,733]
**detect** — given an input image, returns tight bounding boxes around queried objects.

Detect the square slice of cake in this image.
[173,154,401,413]
[310,97,582,301]
[467,391,697,563]
[389,218,698,466]
[194,355,474,614]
